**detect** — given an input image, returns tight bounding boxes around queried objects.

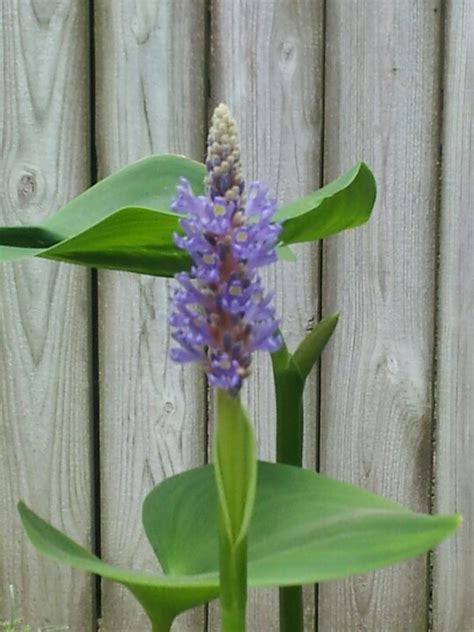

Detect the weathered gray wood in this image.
[432,1,474,629]
[94,1,207,630]
[209,1,324,629]
[319,1,441,630]
[0,1,92,630]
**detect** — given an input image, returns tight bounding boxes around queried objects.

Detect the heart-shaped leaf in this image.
[20,463,459,629]
[143,462,459,588]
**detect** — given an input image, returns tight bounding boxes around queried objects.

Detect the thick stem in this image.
[279,585,304,632]
[219,532,248,632]
[276,394,305,632]
[273,345,305,632]
[275,375,304,467]
[214,390,256,632]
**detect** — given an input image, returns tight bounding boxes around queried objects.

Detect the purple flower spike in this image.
[169,103,282,395]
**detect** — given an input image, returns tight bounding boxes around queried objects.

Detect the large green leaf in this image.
[276,162,376,245]
[20,463,459,628]
[144,462,459,587]
[0,157,375,276]
[0,154,204,273]
[40,207,191,277]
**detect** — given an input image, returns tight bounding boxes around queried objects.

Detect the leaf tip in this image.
[324,311,340,326]
[359,161,377,199]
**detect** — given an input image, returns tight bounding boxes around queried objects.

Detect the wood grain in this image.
[209,1,324,629]
[432,1,474,629]
[0,1,92,630]
[319,1,441,630]
[94,1,207,630]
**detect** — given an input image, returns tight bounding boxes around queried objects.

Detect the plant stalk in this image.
[273,315,338,632]
[219,531,248,631]
[273,343,305,632]
[214,390,257,632]
[276,382,305,632]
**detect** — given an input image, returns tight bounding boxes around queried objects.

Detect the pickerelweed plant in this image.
[1,104,460,632]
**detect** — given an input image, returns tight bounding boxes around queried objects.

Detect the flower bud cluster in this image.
[170,104,282,394]
[205,103,244,203]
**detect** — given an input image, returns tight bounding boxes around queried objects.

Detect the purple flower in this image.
[169,104,282,394]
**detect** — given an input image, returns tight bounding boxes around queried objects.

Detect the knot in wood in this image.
[18,173,37,202]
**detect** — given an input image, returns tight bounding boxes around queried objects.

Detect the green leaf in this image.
[17,501,218,632]
[292,313,339,380]
[142,462,459,587]
[20,464,460,627]
[0,157,375,277]
[0,154,205,271]
[45,154,205,236]
[40,207,191,277]
[277,162,376,245]
[0,226,64,249]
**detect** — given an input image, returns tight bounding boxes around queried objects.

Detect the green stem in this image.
[276,386,305,632]
[279,585,304,632]
[272,317,338,632]
[214,390,257,632]
[272,343,305,632]
[219,531,248,631]
[275,370,304,467]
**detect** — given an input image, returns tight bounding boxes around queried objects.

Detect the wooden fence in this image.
[0,1,472,630]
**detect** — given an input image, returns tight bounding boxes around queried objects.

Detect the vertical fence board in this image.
[94,1,207,630]
[432,1,474,629]
[0,1,92,630]
[209,1,323,629]
[319,2,440,630]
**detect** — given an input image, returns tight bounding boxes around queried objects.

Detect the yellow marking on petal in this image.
[203,254,215,264]
[236,231,247,242]
[229,285,242,296]
[220,358,232,370]
[214,203,226,216]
